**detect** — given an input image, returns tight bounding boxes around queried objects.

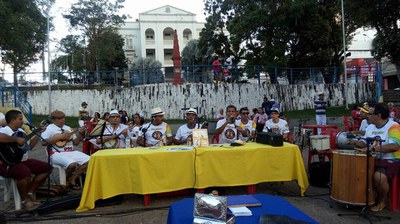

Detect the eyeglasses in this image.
[242,112,249,115]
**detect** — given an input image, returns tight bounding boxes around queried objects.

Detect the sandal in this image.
[70,184,81,190]
[370,202,385,212]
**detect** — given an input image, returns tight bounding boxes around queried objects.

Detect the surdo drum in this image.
[331,150,375,205]
[335,131,355,150]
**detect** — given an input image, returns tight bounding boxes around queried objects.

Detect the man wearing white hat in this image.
[96,109,128,149]
[174,108,202,145]
[314,92,328,134]
[262,107,290,141]
[137,107,173,147]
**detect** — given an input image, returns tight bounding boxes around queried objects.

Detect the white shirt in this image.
[359,119,370,132]
[41,124,77,154]
[262,119,290,135]
[102,123,128,148]
[138,122,172,146]
[364,120,400,160]
[175,123,201,141]
[237,119,256,142]
[216,118,237,144]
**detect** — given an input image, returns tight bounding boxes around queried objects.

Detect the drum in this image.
[89,120,109,137]
[335,131,354,150]
[310,135,330,151]
[331,150,375,205]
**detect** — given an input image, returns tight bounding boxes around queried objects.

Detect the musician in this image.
[262,107,289,141]
[237,107,256,142]
[174,108,202,145]
[96,110,128,148]
[0,110,52,210]
[350,103,400,212]
[41,110,89,190]
[350,105,371,136]
[137,107,173,147]
[215,105,246,144]
[78,102,90,127]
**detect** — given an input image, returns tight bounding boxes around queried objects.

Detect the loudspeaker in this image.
[36,194,81,215]
[256,132,283,146]
[309,161,330,188]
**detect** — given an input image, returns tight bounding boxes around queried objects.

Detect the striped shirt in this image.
[314,99,327,115]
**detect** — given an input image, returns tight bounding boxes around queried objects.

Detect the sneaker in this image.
[370,202,385,212]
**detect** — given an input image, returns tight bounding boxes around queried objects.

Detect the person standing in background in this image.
[314,92,328,135]
[78,102,90,127]
[212,56,222,84]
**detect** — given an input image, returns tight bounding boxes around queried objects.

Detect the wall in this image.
[26,83,376,119]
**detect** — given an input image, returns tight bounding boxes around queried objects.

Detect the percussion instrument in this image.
[335,131,354,150]
[331,150,375,205]
[89,120,109,137]
[310,135,330,151]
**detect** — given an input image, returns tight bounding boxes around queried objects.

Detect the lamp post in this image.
[341,0,349,109]
[47,0,52,114]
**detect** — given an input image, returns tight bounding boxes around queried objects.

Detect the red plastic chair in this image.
[389,173,400,212]
[342,115,355,131]
[211,134,219,144]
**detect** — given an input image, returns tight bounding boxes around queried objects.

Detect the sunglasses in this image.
[242,112,249,114]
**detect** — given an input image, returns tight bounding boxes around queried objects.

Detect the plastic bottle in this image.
[125,137,131,149]
[186,136,193,146]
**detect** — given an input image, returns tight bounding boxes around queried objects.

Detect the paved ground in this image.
[1,119,399,224]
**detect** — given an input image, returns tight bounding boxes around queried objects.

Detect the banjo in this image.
[102,128,128,149]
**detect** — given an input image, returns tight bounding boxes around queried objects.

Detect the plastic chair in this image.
[342,115,355,131]
[44,149,82,186]
[389,173,399,212]
[0,176,21,210]
[211,134,219,144]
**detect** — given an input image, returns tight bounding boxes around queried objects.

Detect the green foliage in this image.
[181,40,202,65]
[347,0,400,67]
[63,0,128,74]
[0,0,48,86]
[199,0,356,68]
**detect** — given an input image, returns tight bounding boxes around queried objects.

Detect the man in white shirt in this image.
[237,107,256,142]
[262,107,290,141]
[351,103,400,212]
[215,105,246,144]
[41,110,89,190]
[96,109,128,148]
[137,107,173,147]
[174,108,202,145]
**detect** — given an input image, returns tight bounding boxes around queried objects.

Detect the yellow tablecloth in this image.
[76,147,195,212]
[194,142,309,195]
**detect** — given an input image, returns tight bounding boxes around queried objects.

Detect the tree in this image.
[181,40,201,65]
[130,57,163,85]
[63,0,128,75]
[199,0,356,68]
[347,0,400,68]
[0,0,48,86]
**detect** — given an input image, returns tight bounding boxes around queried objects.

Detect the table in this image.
[76,147,196,212]
[195,142,309,196]
[167,194,319,224]
[302,124,338,135]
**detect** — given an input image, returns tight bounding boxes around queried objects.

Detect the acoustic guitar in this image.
[0,129,41,166]
[54,126,87,148]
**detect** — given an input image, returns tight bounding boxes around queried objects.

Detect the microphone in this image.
[24,122,37,130]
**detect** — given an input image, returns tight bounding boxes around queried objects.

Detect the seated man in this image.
[262,107,289,141]
[351,103,400,212]
[174,108,202,145]
[137,107,173,147]
[215,105,246,144]
[237,107,256,142]
[41,110,89,190]
[96,110,128,149]
[0,110,52,210]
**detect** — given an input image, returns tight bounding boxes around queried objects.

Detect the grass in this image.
[30,106,351,128]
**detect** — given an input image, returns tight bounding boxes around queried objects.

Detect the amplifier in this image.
[256,132,283,147]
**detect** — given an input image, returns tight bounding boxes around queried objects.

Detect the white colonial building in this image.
[119,5,205,67]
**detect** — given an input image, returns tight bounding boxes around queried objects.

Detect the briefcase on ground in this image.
[256,132,284,147]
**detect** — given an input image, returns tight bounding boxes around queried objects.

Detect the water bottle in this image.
[186,136,193,146]
[125,137,131,149]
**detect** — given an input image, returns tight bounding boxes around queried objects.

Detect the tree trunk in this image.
[13,66,18,87]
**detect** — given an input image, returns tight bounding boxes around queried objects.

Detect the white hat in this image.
[151,107,165,116]
[318,92,324,95]
[270,99,275,101]
[270,107,280,114]
[186,108,197,115]
[109,109,120,116]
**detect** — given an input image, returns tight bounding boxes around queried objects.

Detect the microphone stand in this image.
[337,137,391,223]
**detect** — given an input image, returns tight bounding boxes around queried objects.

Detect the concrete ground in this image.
[1,118,399,224]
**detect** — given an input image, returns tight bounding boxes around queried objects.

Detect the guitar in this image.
[0,129,41,166]
[54,126,87,148]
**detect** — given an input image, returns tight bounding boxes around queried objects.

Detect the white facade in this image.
[347,28,376,59]
[119,5,205,67]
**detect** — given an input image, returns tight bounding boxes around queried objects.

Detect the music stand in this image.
[337,137,391,223]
